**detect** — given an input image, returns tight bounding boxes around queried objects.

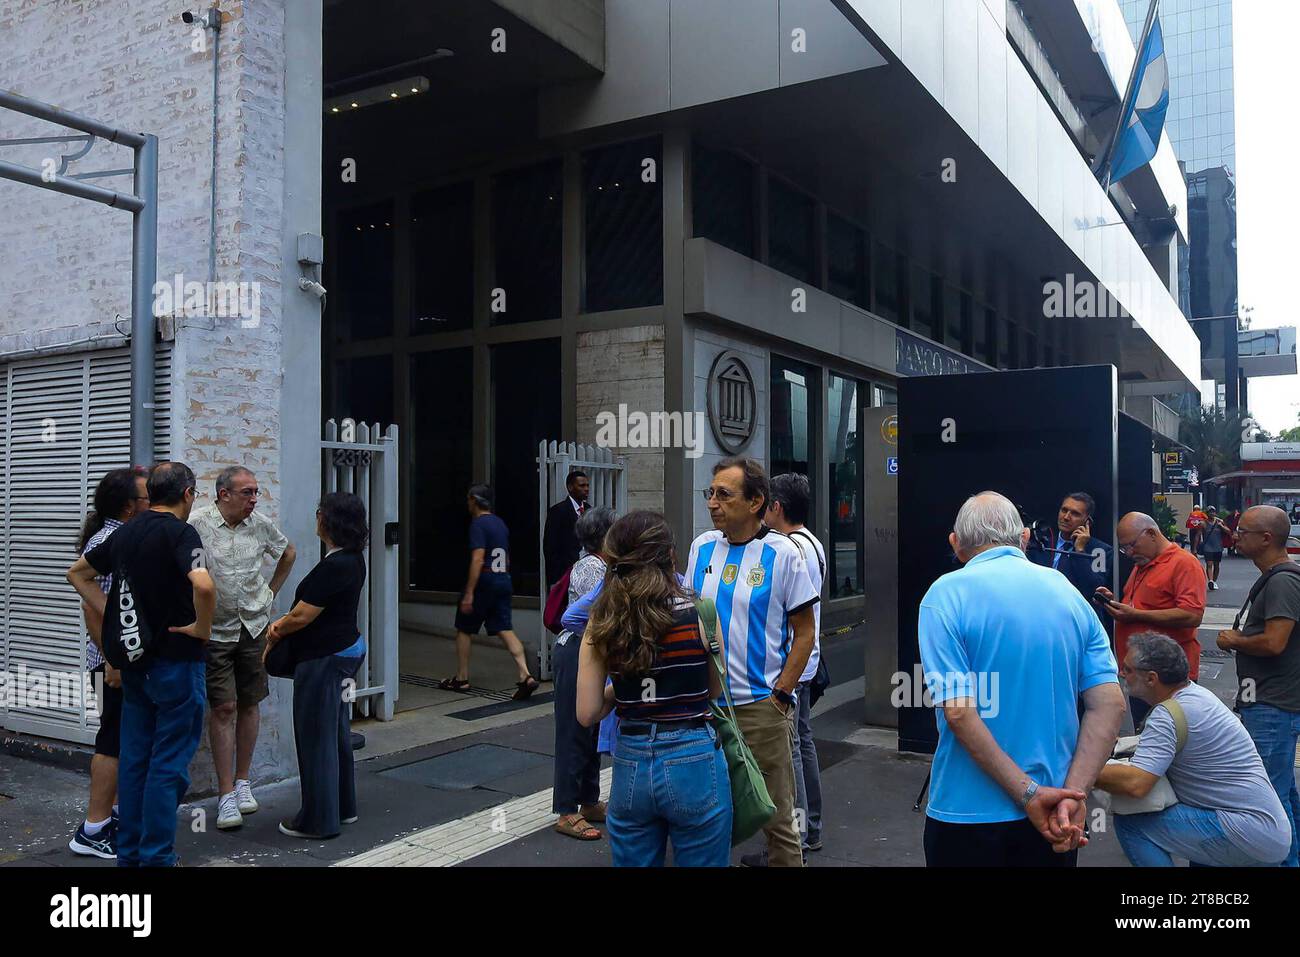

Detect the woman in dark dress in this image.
[264,492,368,839]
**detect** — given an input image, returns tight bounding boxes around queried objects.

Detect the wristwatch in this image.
[773,687,795,710]
[1019,779,1040,807]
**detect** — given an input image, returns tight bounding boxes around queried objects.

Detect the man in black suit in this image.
[543,470,590,587]
[1030,492,1114,629]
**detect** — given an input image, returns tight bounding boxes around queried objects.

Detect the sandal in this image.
[579,801,607,823]
[438,677,470,691]
[512,676,540,701]
[554,814,601,841]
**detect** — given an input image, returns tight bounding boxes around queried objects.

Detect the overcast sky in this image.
[1231,0,1299,435]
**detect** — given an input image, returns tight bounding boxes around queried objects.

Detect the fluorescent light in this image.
[325,75,430,115]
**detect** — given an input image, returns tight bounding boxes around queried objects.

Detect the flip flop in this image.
[438,677,470,691]
[512,676,540,701]
[554,814,601,841]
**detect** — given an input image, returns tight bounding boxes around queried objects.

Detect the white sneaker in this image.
[217,791,244,830]
[235,779,259,814]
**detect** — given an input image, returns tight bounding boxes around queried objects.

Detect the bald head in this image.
[1236,506,1292,562]
[1117,511,1165,564]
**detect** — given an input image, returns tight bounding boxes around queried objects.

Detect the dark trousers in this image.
[291,654,363,837]
[924,816,1079,867]
[117,658,206,867]
[551,634,601,813]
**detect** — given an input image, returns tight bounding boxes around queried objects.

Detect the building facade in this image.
[2,0,1202,781]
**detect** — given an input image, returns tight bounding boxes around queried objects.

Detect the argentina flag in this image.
[1107,2,1169,186]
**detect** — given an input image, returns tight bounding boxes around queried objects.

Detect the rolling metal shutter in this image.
[0,345,171,743]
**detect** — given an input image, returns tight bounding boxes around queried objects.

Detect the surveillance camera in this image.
[298,278,327,299]
[182,9,217,29]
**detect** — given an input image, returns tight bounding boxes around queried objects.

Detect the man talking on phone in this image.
[1030,493,1113,626]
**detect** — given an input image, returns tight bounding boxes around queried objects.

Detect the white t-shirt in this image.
[685,526,819,706]
[787,527,826,683]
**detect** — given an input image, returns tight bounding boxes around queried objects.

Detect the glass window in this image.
[409,348,474,592]
[411,184,474,333]
[492,161,562,325]
[975,306,996,366]
[692,142,755,258]
[334,201,394,342]
[827,374,863,598]
[331,355,394,428]
[944,285,972,355]
[910,265,939,341]
[492,339,562,597]
[770,356,818,523]
[873,383,898,406]
[872,242,903,324]
[583,137,663,312]
[768,178,816,285]
[827,213,868,308]
[1000,317,1019,369]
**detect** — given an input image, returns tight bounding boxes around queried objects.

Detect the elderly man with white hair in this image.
[919,491,1126,867]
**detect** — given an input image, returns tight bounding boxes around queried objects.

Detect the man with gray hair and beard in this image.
[919,491,1126,866]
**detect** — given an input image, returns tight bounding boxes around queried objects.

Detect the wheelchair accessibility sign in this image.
[886,456,898,476]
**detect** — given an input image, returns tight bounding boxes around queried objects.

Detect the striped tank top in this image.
[611,599,712,723]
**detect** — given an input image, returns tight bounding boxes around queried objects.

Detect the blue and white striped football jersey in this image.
[685,526,819,706]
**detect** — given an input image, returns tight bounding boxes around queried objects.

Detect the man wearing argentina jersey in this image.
[686,456,819,868]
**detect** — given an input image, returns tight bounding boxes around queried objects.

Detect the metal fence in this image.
[322,419,399,719]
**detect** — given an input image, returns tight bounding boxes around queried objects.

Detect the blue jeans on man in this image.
[792,680,822,848]
[606,722,732,866]
[1239,703,1300,867]
[117,657,206,867]
[1114,803,1276,867]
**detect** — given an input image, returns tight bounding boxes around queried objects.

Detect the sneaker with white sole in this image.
[69,821,116,860]
[234,779,259,814]
[216,791,244,830]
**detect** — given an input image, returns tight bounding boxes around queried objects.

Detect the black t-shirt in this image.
[86,510,206,662]
[1237,566,1300,712]
[289,549,367,661]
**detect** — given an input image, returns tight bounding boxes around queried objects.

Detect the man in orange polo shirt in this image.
[1095,512,1206,727]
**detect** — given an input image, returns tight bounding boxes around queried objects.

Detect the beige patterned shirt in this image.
[189,503,290,643]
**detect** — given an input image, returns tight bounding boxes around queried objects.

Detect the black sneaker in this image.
[739,850,769,867]
[69,821,116,860]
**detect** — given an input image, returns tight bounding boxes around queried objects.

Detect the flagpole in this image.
[1097,0,1160,190]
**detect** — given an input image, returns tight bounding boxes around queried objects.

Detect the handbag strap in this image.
[1153,696,1189,753]
[1233,563,1300,630]
[694,596,746,731]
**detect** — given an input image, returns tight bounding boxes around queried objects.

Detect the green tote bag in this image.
[694,597,777,845]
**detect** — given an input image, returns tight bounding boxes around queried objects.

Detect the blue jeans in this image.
[1115,803,1276,867]
[1240,703,1300,867]
[792,680,822,845]
[117,657,206,867]
[607,722,732,867]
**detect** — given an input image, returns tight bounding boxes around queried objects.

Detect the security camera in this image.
[298,277,327,299]
[182,9,219,29]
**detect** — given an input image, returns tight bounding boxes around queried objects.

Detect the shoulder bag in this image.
[694,597,777,845]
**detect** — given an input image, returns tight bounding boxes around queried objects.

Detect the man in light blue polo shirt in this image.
[919,491,1126,867]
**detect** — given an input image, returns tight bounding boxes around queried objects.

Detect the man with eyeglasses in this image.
[189,466,296,830]
[67,461,216,867]
[1095,512,1205,727]
[1215,505,1300,866]
[685,456,819,867]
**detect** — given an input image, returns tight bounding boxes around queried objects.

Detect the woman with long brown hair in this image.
[576,510,731,866]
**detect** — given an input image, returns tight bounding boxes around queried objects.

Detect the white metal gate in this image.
[322,419,399,720]
[535,441,627,679]
[0,345,171,743]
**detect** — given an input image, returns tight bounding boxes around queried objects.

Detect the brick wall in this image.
[0,0,302,793]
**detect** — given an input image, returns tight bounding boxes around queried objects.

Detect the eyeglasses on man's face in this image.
[701,487,740,503]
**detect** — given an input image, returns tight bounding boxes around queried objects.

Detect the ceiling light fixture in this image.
[324,75,430,115]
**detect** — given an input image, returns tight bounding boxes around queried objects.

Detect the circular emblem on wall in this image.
[706,350,756,454]
[881,414,899,446]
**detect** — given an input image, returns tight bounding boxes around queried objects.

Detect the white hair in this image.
[953,492,1025,551]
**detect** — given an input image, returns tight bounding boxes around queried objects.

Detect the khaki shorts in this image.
[205,625,270,708]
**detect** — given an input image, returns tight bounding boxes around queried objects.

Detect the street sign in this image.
[887,456,899,475]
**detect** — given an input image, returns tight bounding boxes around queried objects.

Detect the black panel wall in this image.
[1117,411,1156,596]
[896,366,1119,753]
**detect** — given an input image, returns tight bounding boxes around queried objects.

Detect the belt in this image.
[619,717,710,736]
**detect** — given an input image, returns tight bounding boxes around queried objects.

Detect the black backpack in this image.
[100,519,173,671]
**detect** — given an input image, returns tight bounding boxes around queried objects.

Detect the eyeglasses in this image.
[701,487,739,502]
[1235,527,1264,537]
[236,487,260,498]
